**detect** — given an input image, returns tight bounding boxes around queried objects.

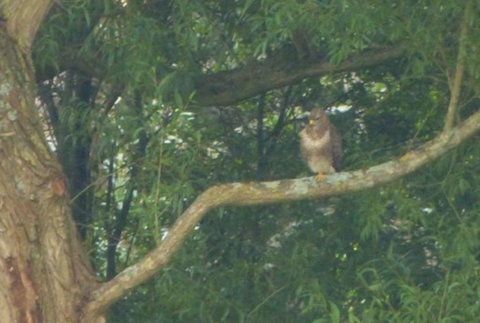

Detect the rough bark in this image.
[0,27,100,323]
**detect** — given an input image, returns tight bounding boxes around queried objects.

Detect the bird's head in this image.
[308,108,328,127]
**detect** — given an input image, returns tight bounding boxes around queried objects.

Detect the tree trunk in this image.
[0,28,101,322]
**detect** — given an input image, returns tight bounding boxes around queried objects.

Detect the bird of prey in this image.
[299,108,342,180]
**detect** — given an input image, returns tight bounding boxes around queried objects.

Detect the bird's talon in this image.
[315,173,326,182]
[400,153,410,162]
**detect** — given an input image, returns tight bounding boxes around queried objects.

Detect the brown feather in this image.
[300,108,342,174]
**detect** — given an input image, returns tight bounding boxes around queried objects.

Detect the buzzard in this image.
[300,108,342,179]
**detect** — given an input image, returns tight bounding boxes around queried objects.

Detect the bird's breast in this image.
[300,130,330,149]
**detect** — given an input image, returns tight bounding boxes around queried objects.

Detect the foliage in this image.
[32,0,480,322]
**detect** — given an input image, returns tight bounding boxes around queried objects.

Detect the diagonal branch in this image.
[56,45,404,108]
[85,107,480,316]
[194,46,404,107]
[443,0,472,132]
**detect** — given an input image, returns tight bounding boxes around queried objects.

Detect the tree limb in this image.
[85,107,480,315]
[56,45,403,108]
[2,0,53,50]
[193,46,404,106]
[443,0,472,132]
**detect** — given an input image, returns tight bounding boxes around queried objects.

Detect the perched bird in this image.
[299,108,342,180]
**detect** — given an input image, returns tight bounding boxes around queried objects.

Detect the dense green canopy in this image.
[33,0,480,321]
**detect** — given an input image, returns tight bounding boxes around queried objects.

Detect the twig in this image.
[246,284,288,320]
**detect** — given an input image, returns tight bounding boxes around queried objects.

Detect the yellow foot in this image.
[315,173,326,182]
[400,152,411,162]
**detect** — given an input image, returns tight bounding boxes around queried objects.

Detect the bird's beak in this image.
[309,119,316,125]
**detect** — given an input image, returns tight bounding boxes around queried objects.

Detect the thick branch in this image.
[194,46,404,106]
[85,107,480,316]
[443,0,472,132]
[56,45,403,108]
[2,0,53,49]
